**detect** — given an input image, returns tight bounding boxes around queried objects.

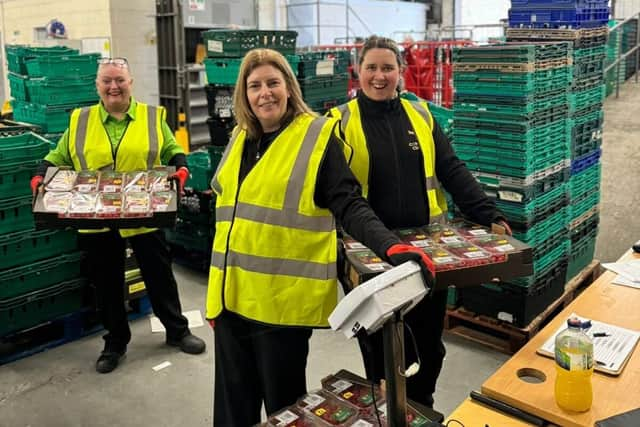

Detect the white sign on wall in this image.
[189,0,205,11]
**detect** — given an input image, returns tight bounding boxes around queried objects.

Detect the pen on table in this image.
[592,332,611,337]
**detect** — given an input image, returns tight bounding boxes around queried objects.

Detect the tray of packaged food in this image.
[33,166,178,229]
[343,219,533,290]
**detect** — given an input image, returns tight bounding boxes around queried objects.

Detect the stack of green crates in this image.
[296,50,351,113]
[0,128,86,337]
[451,42,574,327]
[6,45,99,134]
[503,28,607,282]
[202,29,299,86]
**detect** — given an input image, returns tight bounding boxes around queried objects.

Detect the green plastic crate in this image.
[0,132,51,163]
[24,53,100,78]
[26,76,99,106]
[204,54,299,84]
[0,196,34,235]
[0,251,84,299]
[208,145,225,171]
[297,50,350,78]
[0,277,87,336]
[186,150,213,192]
[0,159,41,199]
[300,74,349,102]
[203,29,297,57]
[11,101,90,133]
[0,229,78,270]
[8,73,29,101]
[5,45,79,75]
[566,232,597,281]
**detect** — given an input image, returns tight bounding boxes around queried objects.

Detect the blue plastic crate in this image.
[511,0,609,9]
[509,7,610,28]
[571,148,600,174]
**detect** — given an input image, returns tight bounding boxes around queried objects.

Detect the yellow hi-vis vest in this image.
[68,102,165,238]
[330,98,449,224]
[207,114,338,327]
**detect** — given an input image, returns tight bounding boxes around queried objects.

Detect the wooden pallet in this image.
[444,260,601,354]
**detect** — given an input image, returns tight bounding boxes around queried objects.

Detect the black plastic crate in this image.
[204,84,234,119]
[459,261,568,327]
[206,117,234,146]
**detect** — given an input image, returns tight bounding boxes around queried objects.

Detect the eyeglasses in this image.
[97,57,129,67]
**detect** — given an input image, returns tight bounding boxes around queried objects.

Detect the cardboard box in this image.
[343,220,533,291]
[33,167,178,229]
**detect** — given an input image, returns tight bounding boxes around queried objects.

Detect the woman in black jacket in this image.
[329,35,510,409]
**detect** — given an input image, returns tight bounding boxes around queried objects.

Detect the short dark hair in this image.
[359,35,404,68]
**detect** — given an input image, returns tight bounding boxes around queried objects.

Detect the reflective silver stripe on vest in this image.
[336,104,350,135]
[410,101,432,129]
[216,206,234,222]
[235,202,333,232]
[284,117,326,210]
[425,176,439,192]
[211,249,336,280]
[75,108,91,170]
[146,106,158,169]
[211,131,240,194]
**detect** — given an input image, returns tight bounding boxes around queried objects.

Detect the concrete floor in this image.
[1,80,639,427]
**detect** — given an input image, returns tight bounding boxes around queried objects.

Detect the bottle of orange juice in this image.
[554,318,594,412]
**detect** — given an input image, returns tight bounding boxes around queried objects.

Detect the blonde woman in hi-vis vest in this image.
[206,48,437,426]
[329,36,512,410]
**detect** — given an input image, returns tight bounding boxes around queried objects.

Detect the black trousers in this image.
[79,229,189,353]
[357,290,448,408]
[213,311,313,427]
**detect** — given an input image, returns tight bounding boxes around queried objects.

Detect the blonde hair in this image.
[233,48,315,140]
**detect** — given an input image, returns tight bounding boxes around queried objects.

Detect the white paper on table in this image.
[602,259,640,282]
[611,274,640,289]
[150,309,205,333]
[537,313,640,375]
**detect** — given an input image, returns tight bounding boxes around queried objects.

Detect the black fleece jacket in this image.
[339,92,503,229]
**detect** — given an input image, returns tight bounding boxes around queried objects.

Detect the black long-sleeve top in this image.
[239,120,400,259]
[334,93,503,229]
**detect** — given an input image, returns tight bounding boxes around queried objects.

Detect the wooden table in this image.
[446,398,536,426]
[481,250,640,427]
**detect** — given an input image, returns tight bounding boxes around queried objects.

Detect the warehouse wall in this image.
[109,0,159,106]
[0,0,112,105]
[287,0,427,46]
[454,0,509,41]
[0,0,111,44]
[615,0,640,18]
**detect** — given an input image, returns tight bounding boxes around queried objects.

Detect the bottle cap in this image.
[567,317,582,328]
[581,320,592,329]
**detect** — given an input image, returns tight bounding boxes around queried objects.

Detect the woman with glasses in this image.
[30,57,206,374]
[207,48,436,426]
[329,35,511,409]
